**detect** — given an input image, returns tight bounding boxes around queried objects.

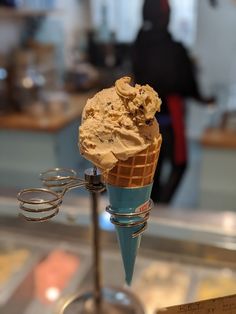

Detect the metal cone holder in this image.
[17,167,146,314]
[106,199,153,238]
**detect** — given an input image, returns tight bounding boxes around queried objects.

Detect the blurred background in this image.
[0,1,236,313]
[0,0,236,210]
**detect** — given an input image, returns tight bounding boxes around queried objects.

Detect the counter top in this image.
[0,92,94,133]
[1,192,235,241]
[201,128,236,150]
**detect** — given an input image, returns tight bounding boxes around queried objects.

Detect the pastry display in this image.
[133,261,190,313]
[0,248,30,287]
[35,250,80,304]
[197,270,236,300]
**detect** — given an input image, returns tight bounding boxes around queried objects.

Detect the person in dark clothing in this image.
[133,0,209,204]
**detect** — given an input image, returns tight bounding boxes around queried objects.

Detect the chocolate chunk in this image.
[145,119,153,125]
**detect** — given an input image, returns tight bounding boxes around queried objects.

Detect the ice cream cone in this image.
[105,135,162,285]
[104,137,161,187]
[79,76,162,286]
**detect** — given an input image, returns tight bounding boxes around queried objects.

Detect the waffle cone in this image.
[103,135,162,187]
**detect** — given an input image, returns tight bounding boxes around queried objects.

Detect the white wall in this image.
[194,0,236,96]
[169,0,197,48]
[90,0,143,43]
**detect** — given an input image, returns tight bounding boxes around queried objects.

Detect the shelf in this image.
[201,128,236,150]
[0,92,93,132]
[0,7,61,18]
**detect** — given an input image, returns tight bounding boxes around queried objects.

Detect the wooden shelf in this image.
[0,92,94,133]
[201,128,236,150]
[0,7,62,18]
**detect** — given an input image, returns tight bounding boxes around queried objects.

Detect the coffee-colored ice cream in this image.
[79,77,161,170]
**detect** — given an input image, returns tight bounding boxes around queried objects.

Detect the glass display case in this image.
[0,195,235,314]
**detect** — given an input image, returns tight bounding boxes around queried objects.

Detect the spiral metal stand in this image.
[17,167,146,314]
[106,200,153,238]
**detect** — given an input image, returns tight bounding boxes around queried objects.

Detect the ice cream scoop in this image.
[79,77,162,285]
[79,76,161,171]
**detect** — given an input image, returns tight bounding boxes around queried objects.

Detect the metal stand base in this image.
[58,287,145,314]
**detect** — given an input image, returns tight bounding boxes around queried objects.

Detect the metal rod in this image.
[90,191,102,311]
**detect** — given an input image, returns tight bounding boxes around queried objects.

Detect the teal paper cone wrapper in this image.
[107,183,153,285]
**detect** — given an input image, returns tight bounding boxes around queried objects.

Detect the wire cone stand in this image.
[17,167,145,314]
